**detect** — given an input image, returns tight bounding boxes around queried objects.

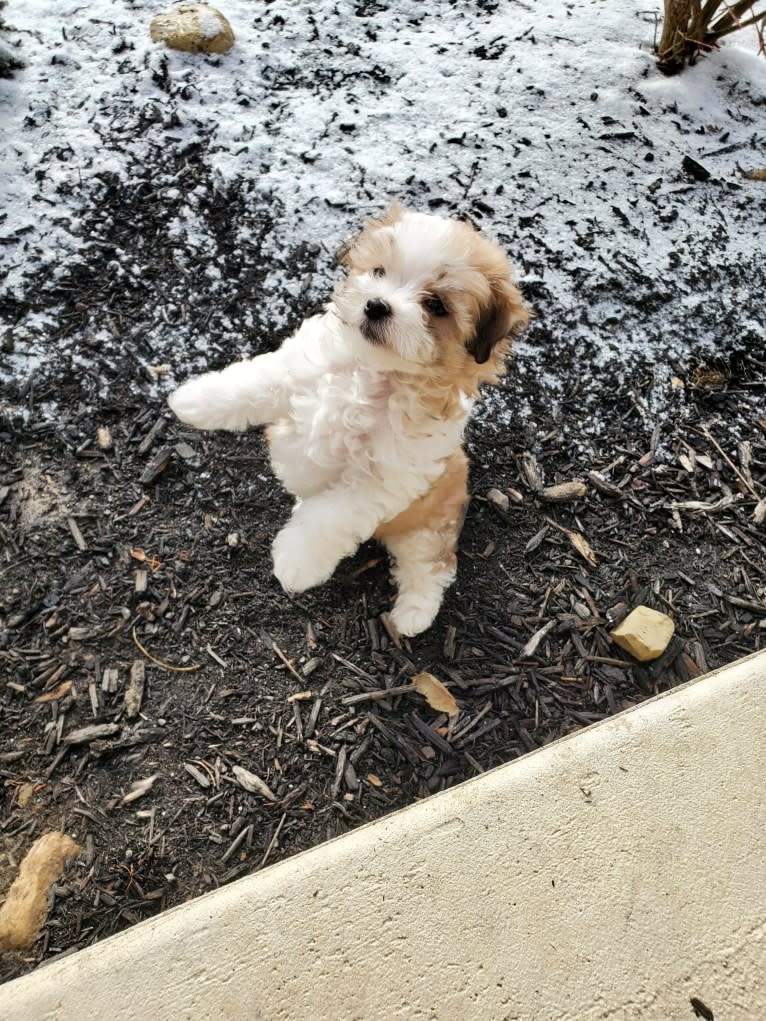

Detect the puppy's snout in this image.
[365,298,391,321]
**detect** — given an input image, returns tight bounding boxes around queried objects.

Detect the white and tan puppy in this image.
[168,205,530,636]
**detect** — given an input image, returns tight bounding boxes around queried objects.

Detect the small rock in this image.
[486,488,509,512]
[174,441,196,460]
[150,4,235,55]
[610,605,675,662]
[226,531,239,547]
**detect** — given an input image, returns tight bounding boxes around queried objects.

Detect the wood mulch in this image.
[1,347,764,981]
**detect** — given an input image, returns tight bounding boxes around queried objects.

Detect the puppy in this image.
[168,205,530,636]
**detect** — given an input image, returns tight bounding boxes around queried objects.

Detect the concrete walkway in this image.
[3,650,765,1020]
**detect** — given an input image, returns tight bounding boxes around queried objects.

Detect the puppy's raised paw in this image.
[168,373,249,432]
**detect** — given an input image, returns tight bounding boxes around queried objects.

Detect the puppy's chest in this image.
[283,368,392,468]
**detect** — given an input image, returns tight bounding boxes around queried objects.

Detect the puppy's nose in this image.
[365,298,391,321]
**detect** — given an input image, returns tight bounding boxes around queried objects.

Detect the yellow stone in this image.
[610,605,675,662]
[150,4,235,55]
[0,832,80,950]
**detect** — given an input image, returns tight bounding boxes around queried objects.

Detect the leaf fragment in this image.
[567,529,597,566]
[232,765,277,801]
[412,672,459,717]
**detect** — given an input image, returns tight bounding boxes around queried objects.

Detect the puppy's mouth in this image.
[360,297,392,345]
[360,318,388,345]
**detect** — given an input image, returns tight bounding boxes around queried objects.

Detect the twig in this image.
[131,627,200,673]
[260,813,287,869]
[271,641,305,684]
[341,683,417,706]
[696,425,761,500]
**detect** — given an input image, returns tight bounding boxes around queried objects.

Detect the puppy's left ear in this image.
[468,277,531,365]
[336,202,406,267]
[335,234,357,268]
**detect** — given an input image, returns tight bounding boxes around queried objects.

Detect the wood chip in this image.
[67,517,87,551]
[672,495,739,517]
[139,445,173,485]
[540,480,587,503]
[34,680,72,703]
[525,525,549,554]
[183,762,210,788]
[121,774,159,804]
[486,487,510,511]
[123,660,146,719]
[63,723,120,745]
[520,451,543,492]
[544,516,597,566]
[517,619,557,660]
[101,667,120,693]
[587,470,623,498]
[567,529,597,566]
[137,416,166,455]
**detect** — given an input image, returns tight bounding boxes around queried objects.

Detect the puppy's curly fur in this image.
[169,205,531,635]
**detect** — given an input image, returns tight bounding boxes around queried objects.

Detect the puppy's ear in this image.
[370,201,406,229]
[335,233,358,268]
[336,203,405,268]
[468,276,531,365]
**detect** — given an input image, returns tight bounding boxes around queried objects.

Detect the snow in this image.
[1,0,765,427]
[196,9,227,42]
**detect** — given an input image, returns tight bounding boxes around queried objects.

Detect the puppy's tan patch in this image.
[376,448,468,551]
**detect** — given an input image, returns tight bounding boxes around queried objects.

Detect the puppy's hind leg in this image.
[382,528,460,637]
[376,449,469,637]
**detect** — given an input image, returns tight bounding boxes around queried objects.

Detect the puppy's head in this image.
[333,205,531,377]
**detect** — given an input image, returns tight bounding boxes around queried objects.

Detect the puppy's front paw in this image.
[168,376,218,430]
[272,526,340,594]
[168,373,248,432]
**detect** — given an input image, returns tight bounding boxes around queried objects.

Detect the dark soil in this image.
[2,98,766,985]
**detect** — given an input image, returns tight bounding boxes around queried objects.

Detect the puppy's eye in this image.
[372,266,386,278]
[425,296,448,317]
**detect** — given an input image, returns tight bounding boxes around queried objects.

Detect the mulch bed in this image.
[2,336,764,981]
